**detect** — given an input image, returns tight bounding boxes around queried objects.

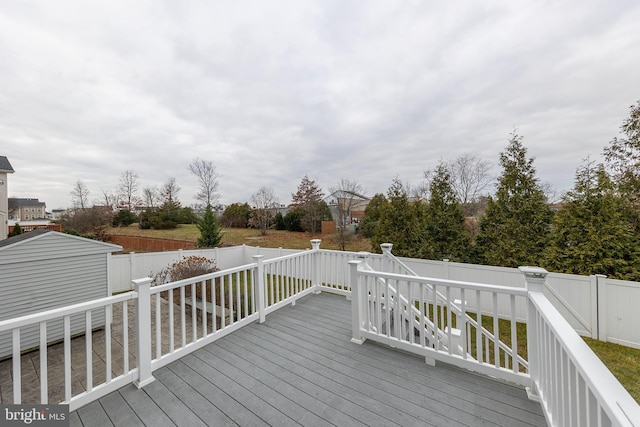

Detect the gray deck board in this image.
[72,292,547,427]
[266,306,543,425]
[98,389,145,427]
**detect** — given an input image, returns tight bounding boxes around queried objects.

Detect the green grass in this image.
[583,337,640,403]
[417,303,640,402]
[107,224,371,252]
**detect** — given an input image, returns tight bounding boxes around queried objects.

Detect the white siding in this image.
[0,232,116,358]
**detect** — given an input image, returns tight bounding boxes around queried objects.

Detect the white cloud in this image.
[1,0,639,209]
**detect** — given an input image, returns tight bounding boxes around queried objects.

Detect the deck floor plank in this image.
[266,303,544,425]
[192,345,335,427]
[246,315,537,427]
[75,400,114,427]
[98,387,145,427]
[70,292,546,427]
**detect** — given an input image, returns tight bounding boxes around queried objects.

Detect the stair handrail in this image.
[359,261,448,351]
[380,248,527,370]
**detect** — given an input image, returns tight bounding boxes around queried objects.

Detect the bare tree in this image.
[142,185,161,209]
[71,180,90,210]
[329,178,365,251]
[250,186,279,235]
[541,181,561,204]
[188,158,219,206]
[98,188,118,209]
[161,177,181,205]
[118,170,140,210]
[446,154,492,206]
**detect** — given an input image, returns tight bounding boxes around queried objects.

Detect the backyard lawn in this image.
[107,224,372,252]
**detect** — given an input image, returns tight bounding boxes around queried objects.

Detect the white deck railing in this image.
[349,260,530,386]
[3,240,640,426]
[0,247,325,411]
[349,258,640,427]
[523,268,640,427]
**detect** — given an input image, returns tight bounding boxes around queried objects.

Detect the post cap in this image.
[518,266,549,279]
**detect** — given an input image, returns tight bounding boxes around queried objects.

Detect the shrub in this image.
[274,212,286,230]
[8,223,22,237]
[151,255,219,286]
[113,209,137,227]
[284,208,304,232]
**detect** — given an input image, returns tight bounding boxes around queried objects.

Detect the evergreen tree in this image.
[112,209,137,227]
[475,133,552,267]
[197,204,223,248]
[604,100,640,201]
[372,178,428,257]
[360,193,387,239]
[603,100,640,234]
[274,212,286,230]
[8,223,22,237]
[426,164,471,262]
[283,208,305,232]
[221,203,251,228]
[290,175,327,234]
[544,160,640,279]
[149,201,181,229]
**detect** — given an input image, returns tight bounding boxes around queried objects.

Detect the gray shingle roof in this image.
[0,229,50,248]
[0,156,14,173]
[9,198,46,207]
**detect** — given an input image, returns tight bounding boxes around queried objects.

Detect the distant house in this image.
[8,197,47,221]
[324,190,370,225]
[0,230,122,358]
[49,208,67,220]
[0,156,15,240]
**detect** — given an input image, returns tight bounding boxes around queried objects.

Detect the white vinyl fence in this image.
[108,242,640,349]
[109,245,303,293]
[394,255,640,349]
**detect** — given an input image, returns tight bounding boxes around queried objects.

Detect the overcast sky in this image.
[1,1,639,210]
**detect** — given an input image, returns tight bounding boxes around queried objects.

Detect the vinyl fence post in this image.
[253,255,266,323]
[595,274,608,342]
[133,277,155,388]
[129,252,136,290]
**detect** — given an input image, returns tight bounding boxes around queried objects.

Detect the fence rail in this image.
[109,244,640,349]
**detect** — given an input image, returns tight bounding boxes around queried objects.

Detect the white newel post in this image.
[357,251,370,267]
[133,277,155,388]
[311,239,321,294]
[350,260,365,344]
[381,243,393,273]
[253,255,266,323]
[519,266,548,402]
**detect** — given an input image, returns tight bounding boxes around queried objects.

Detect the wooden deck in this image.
[69,293,547,427]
